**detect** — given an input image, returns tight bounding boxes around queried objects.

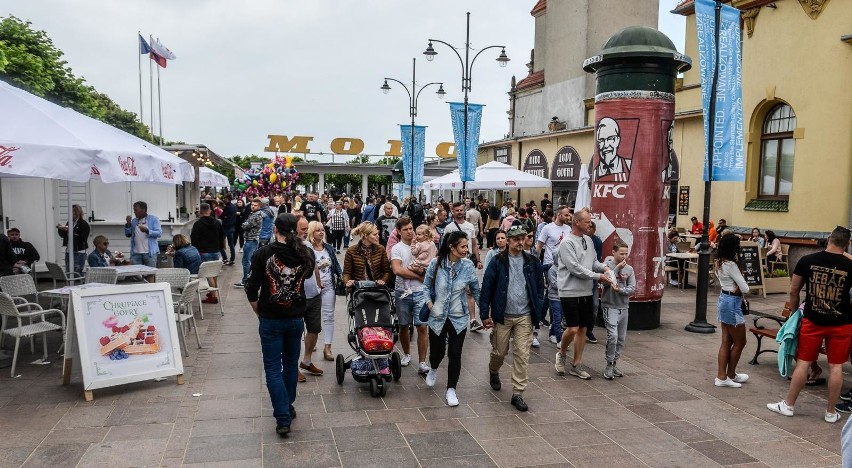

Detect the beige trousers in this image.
[489,314,533,395]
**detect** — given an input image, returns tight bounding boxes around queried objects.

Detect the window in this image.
[759,104,796,198]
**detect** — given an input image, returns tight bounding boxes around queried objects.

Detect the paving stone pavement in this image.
[0,250,846,467]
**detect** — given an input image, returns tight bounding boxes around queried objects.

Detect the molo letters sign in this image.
[265,135,458,158]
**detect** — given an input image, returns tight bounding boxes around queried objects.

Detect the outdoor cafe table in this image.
[107,264,158,281]
[666,252,699,288]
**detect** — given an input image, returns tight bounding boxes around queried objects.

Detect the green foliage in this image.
[772,268,789,277]
[0,16,153,140]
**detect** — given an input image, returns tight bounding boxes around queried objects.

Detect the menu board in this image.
[738,241,764,287]
[70,283,184,392]
[678,186,690,215]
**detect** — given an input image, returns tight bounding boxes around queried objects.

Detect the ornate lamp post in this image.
[423,11,509,193]
[381,58,445,198]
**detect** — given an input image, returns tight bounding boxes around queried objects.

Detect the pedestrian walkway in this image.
[0,256,844,467]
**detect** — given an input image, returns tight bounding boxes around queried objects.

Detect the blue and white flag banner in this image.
[449,102,484,182]
[400,124,426,187]
[696,0,745,182]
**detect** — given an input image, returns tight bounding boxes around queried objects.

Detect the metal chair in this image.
[85,268,118,285]
[174,280,202,357]
[0,274,42,350]
[194,261,224,319]
[0,292,65,378]
[155,268,191,299]
[45,261,84,289]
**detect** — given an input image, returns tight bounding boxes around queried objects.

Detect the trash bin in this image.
[157,240,173,269]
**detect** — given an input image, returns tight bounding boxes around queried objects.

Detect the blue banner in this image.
[696,0,745,182]
[400,124,426,187]
[449,102,484,182]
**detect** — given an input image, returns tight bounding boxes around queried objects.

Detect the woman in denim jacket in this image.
[422,230,481,407]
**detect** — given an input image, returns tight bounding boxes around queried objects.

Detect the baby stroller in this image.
[335,281,402,397]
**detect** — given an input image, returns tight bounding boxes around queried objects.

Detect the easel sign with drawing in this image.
[65,283,184,401]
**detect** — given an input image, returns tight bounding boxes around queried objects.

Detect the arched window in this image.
[759,104,796,198]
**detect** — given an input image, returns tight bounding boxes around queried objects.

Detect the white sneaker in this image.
[767,400,794,417]
[446,388,459,407]
[732,373,749,383]
[669,279,679,286]
[825,411,841,423]
[418,362,430,375]
[425,369,437,387]
[548,335,558,345]
[555,352,566,375]
[714,378,742,388]
[531,336,540,348]
[400,354,411,367]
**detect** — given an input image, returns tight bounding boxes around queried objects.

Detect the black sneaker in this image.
[290,406,297,419]
[841,390,852,402]
[276,424,291,437]
[836,401,852,414]
[511,394,529,412]
[489,372,501,391]
[586,331,598,344]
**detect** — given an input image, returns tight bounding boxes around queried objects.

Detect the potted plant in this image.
[763,268,790,294]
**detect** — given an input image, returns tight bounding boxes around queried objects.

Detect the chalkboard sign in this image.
[738,241,764,287]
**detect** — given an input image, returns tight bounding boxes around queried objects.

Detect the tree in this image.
[0,16,154,140]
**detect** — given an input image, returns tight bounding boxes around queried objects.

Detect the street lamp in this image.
[424,11,509,193]
[381,57,444,199]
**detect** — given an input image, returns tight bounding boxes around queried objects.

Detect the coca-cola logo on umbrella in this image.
[0,145,20,167]
[118,156,138,177]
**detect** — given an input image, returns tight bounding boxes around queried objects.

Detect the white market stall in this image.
[199,167,230,188]
[0,80,193,272]
[423,161,551,202]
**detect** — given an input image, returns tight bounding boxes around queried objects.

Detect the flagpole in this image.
[157,61,163,144]
[149,34,155,143]
[137,31,144,123]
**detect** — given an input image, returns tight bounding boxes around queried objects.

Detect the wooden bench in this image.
[748,302,792,365]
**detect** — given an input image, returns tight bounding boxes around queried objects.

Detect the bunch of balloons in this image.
[233,155,300,197]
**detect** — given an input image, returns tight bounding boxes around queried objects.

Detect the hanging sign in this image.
[494,146,511,165]
[678,186,690,215]
[522,149,548,178]
[551,146,582,182]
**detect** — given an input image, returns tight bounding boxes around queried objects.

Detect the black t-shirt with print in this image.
[302,201,324,223]
[793,251,852,326]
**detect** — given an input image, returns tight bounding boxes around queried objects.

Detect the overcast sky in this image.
[5,1,685,162]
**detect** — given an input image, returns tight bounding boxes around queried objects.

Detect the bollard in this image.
[583,26,691,330]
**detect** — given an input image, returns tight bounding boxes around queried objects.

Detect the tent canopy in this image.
[423,161,551,190]
[199,167,230,188]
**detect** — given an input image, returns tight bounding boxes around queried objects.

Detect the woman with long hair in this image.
[167,234,202,274]
[750,227,765,248]
[422,230,481,407]
[485,205,501,248]
[235,198,248,251]
[426,212,441,247]
[483,230,507,271]
[345,198,361,247]
[307,221,342,361]
[713,233,750,388]
[765,230,782,262]
[500,207,516,232]
[343,221,392,288]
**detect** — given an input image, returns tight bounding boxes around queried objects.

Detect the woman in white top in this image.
[713,233,750,389]
[307,221,342,361]
[765,230,782,262]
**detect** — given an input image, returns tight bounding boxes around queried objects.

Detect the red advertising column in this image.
[583,26,691,329]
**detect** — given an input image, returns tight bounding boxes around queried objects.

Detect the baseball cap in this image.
[275,213,297,233]
[506,225,528,238]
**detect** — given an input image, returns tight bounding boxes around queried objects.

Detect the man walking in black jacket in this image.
[191,203,225,303]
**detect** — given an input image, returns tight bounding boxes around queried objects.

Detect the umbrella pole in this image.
[66,182,74,276]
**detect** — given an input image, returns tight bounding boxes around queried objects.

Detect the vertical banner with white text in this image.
[696,0,745,182]
[449,102,484,183]
[400,124,426,188]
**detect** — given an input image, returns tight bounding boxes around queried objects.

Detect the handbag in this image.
[334,278,347,296]
[741,298,750,315]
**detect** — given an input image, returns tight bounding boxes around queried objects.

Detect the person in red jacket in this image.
[689,216,704,235]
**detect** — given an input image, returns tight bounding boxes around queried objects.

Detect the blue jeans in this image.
[241,240,258,283]
[222,225,236,262]
[395,289,427,327]
[65,252,86,275]
[549,298,564,339]
[258,317,304,426]
[200,252,221,263]
[130,253,158,267]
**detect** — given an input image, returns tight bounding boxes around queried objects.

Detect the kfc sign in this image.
[119,156,138,177]
[0,145,20,167]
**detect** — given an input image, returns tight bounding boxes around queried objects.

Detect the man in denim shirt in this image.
[480,225,544,412]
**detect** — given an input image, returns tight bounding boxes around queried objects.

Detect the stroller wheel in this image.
[391,351,402,382]
[378,379,387,397]
[335,354,345,385]
[369,378,379,397]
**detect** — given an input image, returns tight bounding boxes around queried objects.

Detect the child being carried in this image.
[403,225,437,297]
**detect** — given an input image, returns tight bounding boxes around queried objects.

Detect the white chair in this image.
[45,261,84,289]
[85,268,118,285]
[0,274,42,350]
[194,261,224,319]
[174,280,202,357]
[155,268,191,299]
[0,292,65,378]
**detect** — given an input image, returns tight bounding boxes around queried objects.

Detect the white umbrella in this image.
[574,163,591,211]
[199,167,230,188]
[0,80,193,183]
[422,161,551,191]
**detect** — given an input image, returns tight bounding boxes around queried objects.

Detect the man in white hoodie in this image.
[554,208,611,379]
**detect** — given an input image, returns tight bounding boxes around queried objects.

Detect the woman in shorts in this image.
[713,233,750,388]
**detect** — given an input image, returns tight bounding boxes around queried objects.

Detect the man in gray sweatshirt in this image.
[601,240,636,380]
[555,208,611,379]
